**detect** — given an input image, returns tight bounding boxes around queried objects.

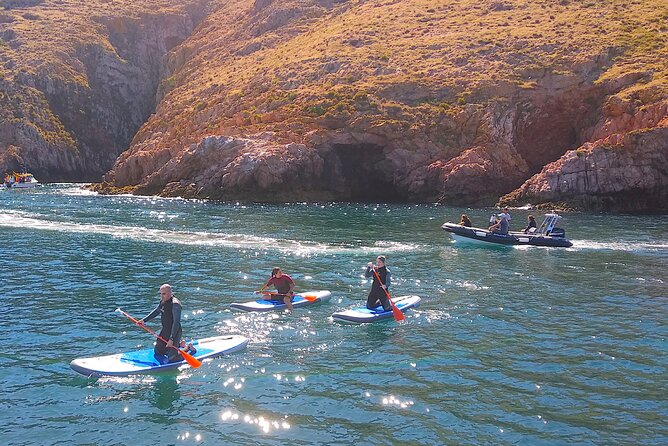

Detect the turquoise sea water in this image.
[1,184,666,445]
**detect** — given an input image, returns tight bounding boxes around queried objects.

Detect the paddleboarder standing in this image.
[365,255,392,311]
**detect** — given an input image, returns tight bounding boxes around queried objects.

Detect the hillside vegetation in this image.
[0,0,206,179]
[2,0,667,209]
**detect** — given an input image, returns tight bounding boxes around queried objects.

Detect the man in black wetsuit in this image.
[365,255,392,312]
[139,284,185,363]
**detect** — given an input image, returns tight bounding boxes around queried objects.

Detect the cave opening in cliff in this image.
[328,143,403,202]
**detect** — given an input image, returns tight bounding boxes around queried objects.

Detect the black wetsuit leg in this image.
[155,326,183,363]
[366,289,391,311]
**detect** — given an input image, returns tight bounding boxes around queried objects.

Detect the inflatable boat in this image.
[442,213,573,248]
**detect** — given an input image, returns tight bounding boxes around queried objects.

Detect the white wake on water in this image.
[0,209,420,254]
[570,240,668,252]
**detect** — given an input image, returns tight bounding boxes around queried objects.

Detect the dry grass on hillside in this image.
[141,0,668,146]
[2,0,667,153]
[1,0,188,83]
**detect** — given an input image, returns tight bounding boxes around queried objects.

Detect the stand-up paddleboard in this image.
[70,335,248,377]
[230,290,331,312]
[331,295,421,324]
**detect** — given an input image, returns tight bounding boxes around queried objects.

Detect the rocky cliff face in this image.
[94,0,668,211]
[3,0,668,212]
[0,0,207,181]
[500,106,668,212]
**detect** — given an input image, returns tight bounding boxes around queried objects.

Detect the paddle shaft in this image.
[371,268,405,322]
[116,308,202,368]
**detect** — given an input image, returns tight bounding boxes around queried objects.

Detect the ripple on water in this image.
[1,186,666,445]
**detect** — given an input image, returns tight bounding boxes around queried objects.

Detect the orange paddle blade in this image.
[179,349,202,368]
[302,295,318,301]
[390,301,405,322]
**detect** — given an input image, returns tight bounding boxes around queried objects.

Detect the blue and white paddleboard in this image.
[331,295,421,324]
[70,335,248,377]
[230,290,331,312]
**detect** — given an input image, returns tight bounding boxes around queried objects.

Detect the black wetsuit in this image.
[142,297,183,362]
[365,266,392,311]
[524,219,537,233]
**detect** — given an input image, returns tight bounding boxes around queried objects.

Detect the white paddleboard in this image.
[70,335,248,377]
[331,295,421,324]
[230,290,331,312]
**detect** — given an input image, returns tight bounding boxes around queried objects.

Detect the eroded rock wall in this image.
[499,127,668,212]
[0,0,207,181]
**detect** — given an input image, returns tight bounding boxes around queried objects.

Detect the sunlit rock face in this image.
[4,1,668,211]
[499,127,668,213]
[0,0,205,181]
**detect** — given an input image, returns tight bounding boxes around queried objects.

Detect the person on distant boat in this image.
[488,214,497,229]
[459,214,472,227]
[259,267,296,311]
[138,284,194,363]
[365,255,392,312]
[524,215,537,233]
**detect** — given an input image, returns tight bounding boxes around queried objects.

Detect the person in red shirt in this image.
[259,267,296,311]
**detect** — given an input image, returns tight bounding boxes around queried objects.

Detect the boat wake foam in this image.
[0,209,420,255]
[570,240,668,253]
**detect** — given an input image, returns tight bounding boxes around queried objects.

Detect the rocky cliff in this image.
[3,0,667,211]
[499,124,668,213]
[0,0,207,180]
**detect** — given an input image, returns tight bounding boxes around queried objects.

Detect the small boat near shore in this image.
[3,172,40,189]
[442,213,573,248]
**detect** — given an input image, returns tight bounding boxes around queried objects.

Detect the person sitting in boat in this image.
[459,214,472,227]
[489,210,511,235]
[365,255,392,312]
[259,267,296,311]
[524,215,537,233]
[138,284,195,363]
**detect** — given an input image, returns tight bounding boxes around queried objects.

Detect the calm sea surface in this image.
[1,184,666,445]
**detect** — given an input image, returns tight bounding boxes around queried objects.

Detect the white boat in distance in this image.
[3,172,40,189]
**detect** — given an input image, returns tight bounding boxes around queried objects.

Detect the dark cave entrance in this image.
[325,143,405,202]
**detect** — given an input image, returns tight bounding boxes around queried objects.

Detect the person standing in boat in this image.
[365,255,392,312]
[498,207,512,225]
[259,267,296,311]
[138,284,194,363]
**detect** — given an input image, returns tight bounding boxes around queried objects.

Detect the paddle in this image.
[256,290,318,302]
[371,268,405,322]
[115,308,202,368]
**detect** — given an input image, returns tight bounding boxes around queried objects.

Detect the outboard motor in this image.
[549,227,566,238]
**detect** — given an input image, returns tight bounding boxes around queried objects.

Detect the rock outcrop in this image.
[500,122,668,213]
[0,0,206,181]
[4,0,668,211]
[94,0,668,211]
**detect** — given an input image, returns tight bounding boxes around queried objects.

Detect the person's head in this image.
[376,255,386,267]
[272,267,282,278]
[503,207,509,213]
[159,284,173,302]
[461,213,468,220]
[528,215,535,221]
